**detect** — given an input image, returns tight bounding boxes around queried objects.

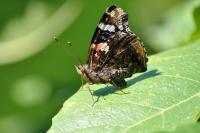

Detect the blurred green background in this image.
[0,0,199,132]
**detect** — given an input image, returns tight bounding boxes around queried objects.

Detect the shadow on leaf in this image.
[93,69,162,97]
[127,69,162,87]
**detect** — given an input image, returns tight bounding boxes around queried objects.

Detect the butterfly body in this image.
[76,5,148,89]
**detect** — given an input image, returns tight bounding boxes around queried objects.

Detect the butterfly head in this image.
[75,64,94,84]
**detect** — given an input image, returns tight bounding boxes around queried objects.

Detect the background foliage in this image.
[0,0,199,132]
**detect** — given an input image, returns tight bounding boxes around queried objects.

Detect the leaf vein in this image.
[127,102,164,111]
[125,92,200,131]
[161,75,200,84]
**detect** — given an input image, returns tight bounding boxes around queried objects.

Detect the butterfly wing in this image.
[86,5,148,72]
[86,5,128,68]
[110,32,148,72]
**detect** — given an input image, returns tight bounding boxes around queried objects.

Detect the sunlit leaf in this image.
[156,123,200,133]
[48,39,200,132]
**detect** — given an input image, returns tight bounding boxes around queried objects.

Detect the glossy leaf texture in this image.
[48,40,200,133]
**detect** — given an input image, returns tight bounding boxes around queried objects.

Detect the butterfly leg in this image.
[86,84,97,106]
[112,80,130,94]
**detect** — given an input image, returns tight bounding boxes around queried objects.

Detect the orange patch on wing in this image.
[96,43,105,51]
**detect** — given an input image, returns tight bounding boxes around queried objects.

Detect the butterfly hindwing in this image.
[110,33,148,72]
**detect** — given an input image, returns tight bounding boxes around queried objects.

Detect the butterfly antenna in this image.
[53,35,83,64]
[54,35,87,93]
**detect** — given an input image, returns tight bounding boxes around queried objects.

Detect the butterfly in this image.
[75,5,148,90]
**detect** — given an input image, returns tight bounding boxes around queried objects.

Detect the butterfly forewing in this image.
[86,5,130,68]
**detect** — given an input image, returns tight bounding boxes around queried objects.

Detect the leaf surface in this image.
[48,40,200,133]
[156,123,200,133]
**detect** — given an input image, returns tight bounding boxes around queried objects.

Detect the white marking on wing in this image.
[98,23,115,32]
[100,42,109,54]
[118,25,123,30]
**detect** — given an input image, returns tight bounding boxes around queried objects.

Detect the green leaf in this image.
[170,123,200,133]
[48,40,200,133]
[155,123,200,133]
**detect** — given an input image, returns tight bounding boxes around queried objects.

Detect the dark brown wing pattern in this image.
[86,5,130,69]
[86,5,147,72]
